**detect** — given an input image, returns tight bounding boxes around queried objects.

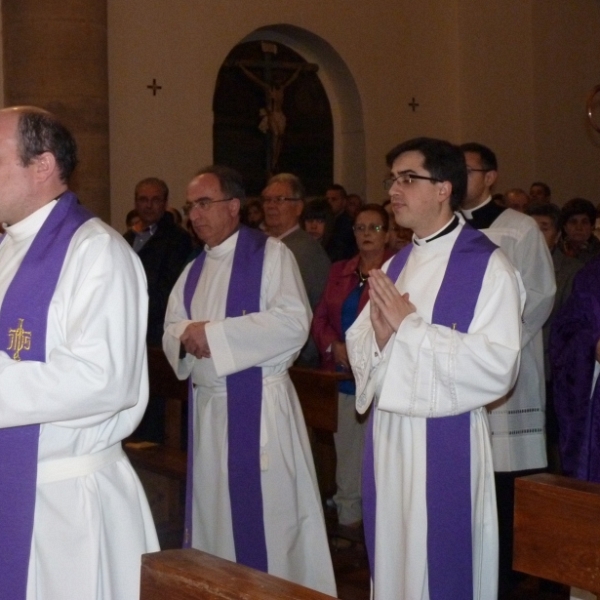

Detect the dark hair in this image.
[134,177,169,201]
[265,172,305,200]
[530,181,551,197]
[355,203,390,231]
[561,197,596,227]
[17,108,78,182]
[459,142,498,171]
[196,165,246,204]
[125,209,139,227]
[302,198,334,246]
[326,183,347,198]
[386,137,467,210]
[526,202,561,231]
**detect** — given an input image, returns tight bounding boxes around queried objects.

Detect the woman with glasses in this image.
[311,203,393,536]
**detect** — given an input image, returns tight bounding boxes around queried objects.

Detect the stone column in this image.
[2,0,110,221]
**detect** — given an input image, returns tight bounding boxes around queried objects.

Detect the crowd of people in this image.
[2,102,599,600]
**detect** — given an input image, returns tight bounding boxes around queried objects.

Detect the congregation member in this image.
[325,183,358,261]
[124,176,192,442]
[550,255,600,600]
[346,193,364,219]
[558,197,600,263]
[529,181,552,205]
[0,106,158,599]
[347,137,523,600]
[303,197,334,248]
[163,165,336,595]
[503,188,530,213]
[312,203,392,533]
[460,142,555,597]
[527,202,583,472]
[262,173,330,365]
[124,177,192,346]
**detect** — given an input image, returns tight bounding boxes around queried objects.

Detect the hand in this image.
[368,269,416,342]
[332,340,350,369]
[180,321,211,359]
[370,294,395,350]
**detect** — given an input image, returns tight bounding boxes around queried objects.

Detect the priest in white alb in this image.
[0,106,159,600]
[163,165,336,596]
[346,137,523,600]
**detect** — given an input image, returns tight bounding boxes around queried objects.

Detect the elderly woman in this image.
[559,197,600,263]
[312,203,392,530]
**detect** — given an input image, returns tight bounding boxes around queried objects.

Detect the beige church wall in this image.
[108,0,600,229]
[107,0,465,229]
[531,0,600,205]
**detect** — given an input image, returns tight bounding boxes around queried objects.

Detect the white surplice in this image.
[163,231,337,597]
[346,219,523,600]
[0,200,159,600]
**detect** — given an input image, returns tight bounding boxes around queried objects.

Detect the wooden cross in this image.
[224,42,318,176]
[408,97,420,112]
[147,79,162,96]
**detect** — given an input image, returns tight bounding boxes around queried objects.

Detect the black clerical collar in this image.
[462,198,505,230]
[422,215,459,243]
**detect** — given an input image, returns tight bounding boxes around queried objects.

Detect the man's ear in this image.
[33,152,58,183]
[229,197,241,217]
[438,180,452,202]
[484,169,498,189]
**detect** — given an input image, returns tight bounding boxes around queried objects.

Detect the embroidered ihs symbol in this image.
[8,318,31,361]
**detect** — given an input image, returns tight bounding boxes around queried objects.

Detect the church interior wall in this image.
[107,0,600,229]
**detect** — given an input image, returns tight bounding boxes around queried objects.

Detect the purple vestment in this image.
[183,226,269,572]
[550,255,600,482]
[363,224,496,600]
[0,193,93,599]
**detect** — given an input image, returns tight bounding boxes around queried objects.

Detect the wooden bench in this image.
[140,548,337,600]
[514,473,600,596]
[125,346,188,548]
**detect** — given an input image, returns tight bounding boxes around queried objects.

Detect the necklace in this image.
[355,268,369,286]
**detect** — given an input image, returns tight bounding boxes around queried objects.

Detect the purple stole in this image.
[0,192,93,599]
[363,223,496,600]
[183,226,269,572]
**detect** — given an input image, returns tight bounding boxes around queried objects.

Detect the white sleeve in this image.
[206,239,311,377]
[163,261,196,380]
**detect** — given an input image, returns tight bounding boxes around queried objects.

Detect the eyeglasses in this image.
[183,197,233,215]
[383,173,442,191]
[353,223,386,233]
[466,168,491,176]
[261,196,301,205]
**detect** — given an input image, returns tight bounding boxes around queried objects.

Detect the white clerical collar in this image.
[461,196,492,219]
[413,214,458,246]
[276,224,300,240]
[4,200,58,243]
[205,228,240,257]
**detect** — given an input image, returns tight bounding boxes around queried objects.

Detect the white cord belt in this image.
[37,443,125,484]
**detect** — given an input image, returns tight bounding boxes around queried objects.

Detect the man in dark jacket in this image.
[124,177,192,440]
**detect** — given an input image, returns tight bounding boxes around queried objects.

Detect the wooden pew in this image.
[125,346,188,548]
[140,549,337,600]
[514,473,600,596]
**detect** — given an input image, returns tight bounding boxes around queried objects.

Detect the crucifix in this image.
[408,97,420,112]
[225,42,318,176]
[146,78,162,96]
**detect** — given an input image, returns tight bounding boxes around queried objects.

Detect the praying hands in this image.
[368,269,416,350]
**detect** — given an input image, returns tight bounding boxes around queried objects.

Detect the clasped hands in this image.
[368,269,416,350]
[180,321,211,359]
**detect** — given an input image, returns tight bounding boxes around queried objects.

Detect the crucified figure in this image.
[238,62,302,171]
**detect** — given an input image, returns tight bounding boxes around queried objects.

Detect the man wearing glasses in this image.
[460,142,555,598]
[262,172,330,365]
[346,137,523,600]
[162,165,336,596]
